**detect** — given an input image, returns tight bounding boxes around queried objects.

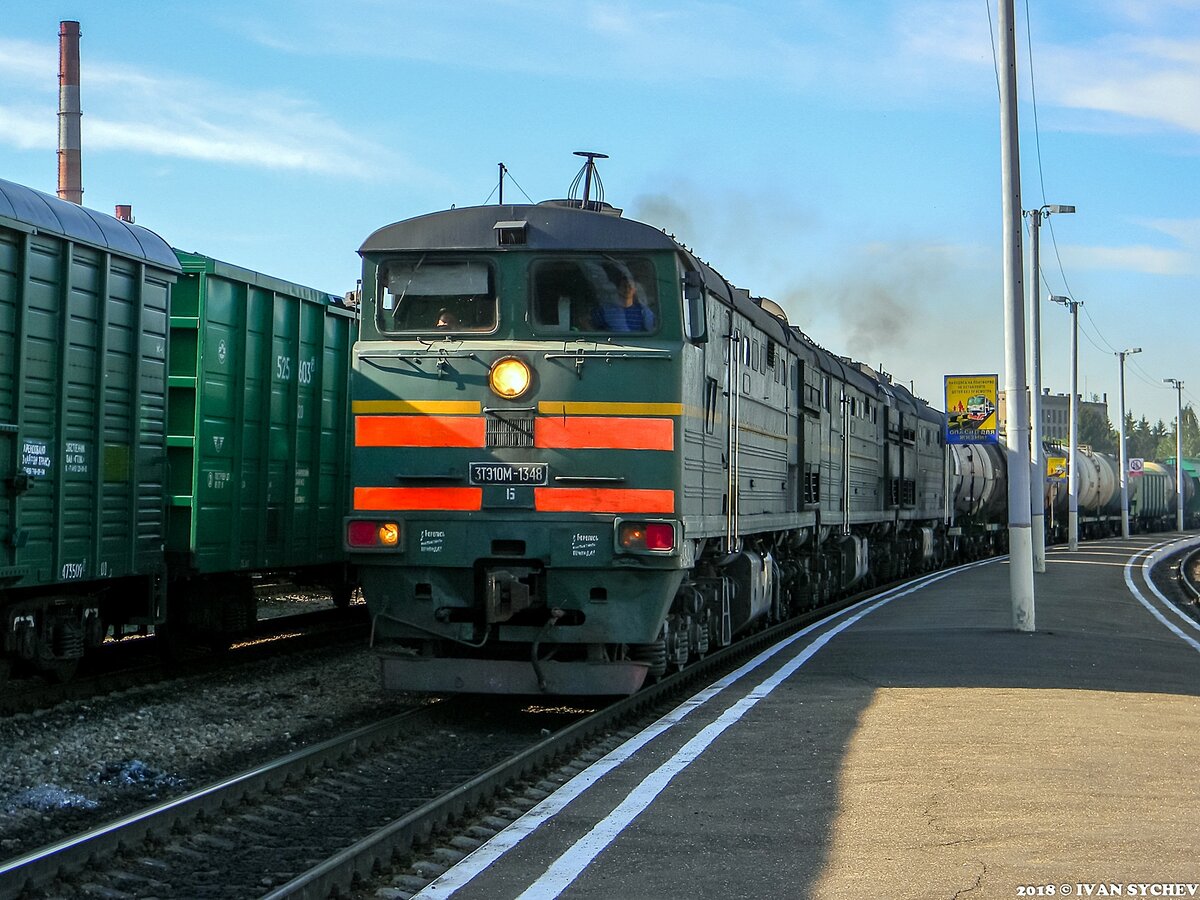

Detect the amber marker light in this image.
[347,520,401,548]
[489,356,532,399]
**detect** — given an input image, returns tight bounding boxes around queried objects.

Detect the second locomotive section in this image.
[346,200,950,695]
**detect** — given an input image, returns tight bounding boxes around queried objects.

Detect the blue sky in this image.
[2,1,1198,426]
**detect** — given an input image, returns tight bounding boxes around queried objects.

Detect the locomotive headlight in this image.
[489,356,532,399]
[377,522,400,546]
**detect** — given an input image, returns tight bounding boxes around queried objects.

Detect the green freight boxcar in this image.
[165,252,357,636]
[0,177,179,679]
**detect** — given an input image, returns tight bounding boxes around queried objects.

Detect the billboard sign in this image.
[945,374,999,444]
[1047,455,1068,481]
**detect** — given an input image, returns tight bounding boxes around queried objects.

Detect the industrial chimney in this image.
[57,20,83,205]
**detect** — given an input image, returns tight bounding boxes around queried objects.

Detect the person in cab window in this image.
[593,277,655,332]
[435,308,459,328]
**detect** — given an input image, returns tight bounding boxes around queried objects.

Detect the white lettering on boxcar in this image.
[21,440,51,476]
[298,357,317,384]
[64,441,88,474]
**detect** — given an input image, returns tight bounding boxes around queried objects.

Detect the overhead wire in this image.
[985,0,1001,100]
[1019,0,1180,416]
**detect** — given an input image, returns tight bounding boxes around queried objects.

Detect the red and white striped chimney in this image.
[57,20,83,205]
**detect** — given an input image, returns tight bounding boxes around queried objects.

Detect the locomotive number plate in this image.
[469,462,548,485]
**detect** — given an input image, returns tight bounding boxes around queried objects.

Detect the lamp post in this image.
[998,0,1034,631]
[1116,347,1142,538]
[1165,378,1185,532]
[1050,295,1082,550]
[1025,204,1075,572]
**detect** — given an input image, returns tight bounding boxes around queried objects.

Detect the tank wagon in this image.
[346,191,952,695]
[954,437,1195,545]
[1,178,355,678]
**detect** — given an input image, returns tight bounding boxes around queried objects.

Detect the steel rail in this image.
[0,568,967,900]
[0,706,431,900]
[260,588,877,899]
[1180,547,1200,602]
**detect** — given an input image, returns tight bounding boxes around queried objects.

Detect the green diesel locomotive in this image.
[347,180,949,695]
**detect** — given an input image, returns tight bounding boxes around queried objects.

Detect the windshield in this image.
[531,257,658,334]
[378,259,496,333]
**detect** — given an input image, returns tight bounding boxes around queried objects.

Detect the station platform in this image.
[413,534,1200,900]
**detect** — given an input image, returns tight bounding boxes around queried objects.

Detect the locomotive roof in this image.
[0,177,181,272]
[361,199,939,414]
[360,202,683,255]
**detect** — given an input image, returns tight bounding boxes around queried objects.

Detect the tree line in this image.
[1074,402,1200,461]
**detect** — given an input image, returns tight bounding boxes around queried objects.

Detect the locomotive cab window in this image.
[531,257,659,334]
[378,259,497,334]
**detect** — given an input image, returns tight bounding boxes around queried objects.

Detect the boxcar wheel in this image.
[332,582,356,610]
[37,655,80,684]
[154,622,186,662]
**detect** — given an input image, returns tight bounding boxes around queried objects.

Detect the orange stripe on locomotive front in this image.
[534,416,674,451]
[354,487,483,511]
[355,415,486,448]
[534,488,675,514]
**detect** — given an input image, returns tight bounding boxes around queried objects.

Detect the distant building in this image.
[998,389,1109,441]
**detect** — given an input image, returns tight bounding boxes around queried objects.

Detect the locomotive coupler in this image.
[485,568,537,623]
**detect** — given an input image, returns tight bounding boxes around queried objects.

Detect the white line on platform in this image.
[1124,535,1200,648]
[414,558,997,900]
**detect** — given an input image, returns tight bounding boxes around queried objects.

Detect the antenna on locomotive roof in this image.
[498,162,506,205]
[569,151,608,210]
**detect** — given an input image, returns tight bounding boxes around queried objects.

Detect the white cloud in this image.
[1060,62,1200,133]
[0,37,52,83]
[0,35,408,180]
[1064,243,1195,276]
[1143,217,1200,248]
[0,106,55,150]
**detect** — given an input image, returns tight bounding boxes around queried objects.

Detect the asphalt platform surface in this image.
[413,534,1200,900]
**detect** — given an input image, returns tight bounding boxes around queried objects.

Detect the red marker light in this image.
[645,523,674,551]
[348,521,380,547]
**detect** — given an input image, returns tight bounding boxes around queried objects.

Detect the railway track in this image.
[0,578,882,900]
[6,541,1192,898]
[0,605,369,717]
[1176,545,1200,605]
